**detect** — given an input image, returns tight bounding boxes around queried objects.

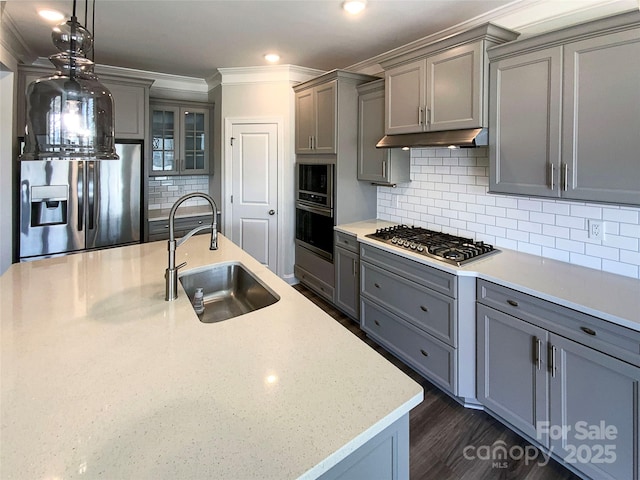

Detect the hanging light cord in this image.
[92,0,96,62]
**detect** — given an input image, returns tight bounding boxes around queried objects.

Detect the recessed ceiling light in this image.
[38,9,65,22]
[343,1,366,15]
[264,53,280,63]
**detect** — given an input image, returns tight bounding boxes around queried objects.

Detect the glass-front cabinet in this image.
[150,101,210,176]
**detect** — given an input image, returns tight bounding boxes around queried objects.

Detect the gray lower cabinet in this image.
[477,279,640,480]
[334,232,359,320]
[489,12,640,205]
[360,244,458,395]
[318,414,409,480]
[148,214,213,242]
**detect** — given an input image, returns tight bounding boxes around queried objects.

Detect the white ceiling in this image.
[3,0,638,79]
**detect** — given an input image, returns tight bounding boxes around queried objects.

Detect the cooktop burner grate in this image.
[365,225,499,266]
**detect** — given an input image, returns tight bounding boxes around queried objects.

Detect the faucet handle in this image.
[176,261,187,271]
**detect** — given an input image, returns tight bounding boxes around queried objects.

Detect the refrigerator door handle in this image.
[88,161,96,230]
[78,162,84,231]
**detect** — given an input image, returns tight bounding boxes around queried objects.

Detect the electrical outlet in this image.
[588,219,604,240]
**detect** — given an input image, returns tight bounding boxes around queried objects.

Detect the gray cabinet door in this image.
[427,41,483,131]
[358,87,387,182]
[489,47,562,197]
[335,246,359,320]
[103,82,147,139]
[295,88,315,154]
[549,333,640,480]
[358,84,411,185]
[314,80,337,154]
[562,28,640,205]
[385,60,425,134]
[477,305,550,446]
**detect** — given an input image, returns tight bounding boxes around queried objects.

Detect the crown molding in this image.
[346,0,539,73]
[206,64,325,88]
[0,8,37,66]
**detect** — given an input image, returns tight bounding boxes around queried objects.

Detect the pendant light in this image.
[20,0,118,161]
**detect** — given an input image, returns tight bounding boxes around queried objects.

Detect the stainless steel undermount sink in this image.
[179,262,279,323]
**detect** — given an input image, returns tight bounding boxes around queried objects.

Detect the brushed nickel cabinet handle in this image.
[562,162,569,191]
[534,337,542,370]
[548,163,555,190]
[420,305,428,312]
[352,259,357,277]
[382,161,386,178]
[374,283,380,289]
[549,344,557,378]
[507,299,519,307]
[420,349,429,357]
[374,320,380,326]
[581,326,596,336]
[418,107,423,125]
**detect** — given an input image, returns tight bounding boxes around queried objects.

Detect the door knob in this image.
[268,209,275,215]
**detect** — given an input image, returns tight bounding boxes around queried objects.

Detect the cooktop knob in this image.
[403,240,411,247]
[409,243,417,250]
[416,245,425,253]
[390,237,398,244]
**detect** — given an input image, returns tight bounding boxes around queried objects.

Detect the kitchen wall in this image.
[148,175,210,209]
[377,147,640,280]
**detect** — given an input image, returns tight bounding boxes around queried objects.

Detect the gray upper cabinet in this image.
[489,12,640,205]
[294,80,337,154]
[562,28,640,205]
[150,101,210,176]
[16,66,152,140]
[102,80,148,140]
[489,47,562,197]
[357,80,410,185]
[384,60,425,134]
[382,24,518,135]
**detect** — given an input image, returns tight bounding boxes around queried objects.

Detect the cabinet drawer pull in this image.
[198,220,203,225]
[580,326,596,336]
[343,239,349,244]
[374,320,380,326]
[420,349,429,357]
[164,225,169,229]
[420,305,428,312]
[507,299,519,307]
[374,283,380,289]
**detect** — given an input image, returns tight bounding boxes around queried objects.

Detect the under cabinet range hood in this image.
[376,128,488,149]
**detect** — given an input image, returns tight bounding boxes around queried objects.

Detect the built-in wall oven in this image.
[295,163,334,260]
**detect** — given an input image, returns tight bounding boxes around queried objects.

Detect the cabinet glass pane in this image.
[185,152,194,170]
[195,113,205,131]
[185,134,194,151]
[152,109,177,172]
[196,153,205,170]
[196,133,205,150]
[184,112,194,128]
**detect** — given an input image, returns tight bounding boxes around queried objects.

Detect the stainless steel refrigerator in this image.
[19,141,142,261]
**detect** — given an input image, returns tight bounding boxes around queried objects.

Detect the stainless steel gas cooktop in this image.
[365,225,499,266]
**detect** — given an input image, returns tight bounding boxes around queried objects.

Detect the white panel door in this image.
[230,123,278,271]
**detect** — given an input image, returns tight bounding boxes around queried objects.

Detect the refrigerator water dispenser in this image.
[30,185,68,227]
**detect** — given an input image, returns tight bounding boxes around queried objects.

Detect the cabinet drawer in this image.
[361,244,456,298]
[295,265,335,303]
[477,279,640,367]
[362,261,456,346]
[361,297,456,394]
[335,231,358,253]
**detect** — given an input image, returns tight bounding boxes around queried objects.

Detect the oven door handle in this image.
[296,202,333,217]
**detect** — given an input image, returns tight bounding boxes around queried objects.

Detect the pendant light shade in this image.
[20,11,118,161]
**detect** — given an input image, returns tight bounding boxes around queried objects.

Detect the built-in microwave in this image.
[296,163,334,209]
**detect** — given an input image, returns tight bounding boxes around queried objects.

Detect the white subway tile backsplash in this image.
[377,147,640,279]
[148,175,210,208]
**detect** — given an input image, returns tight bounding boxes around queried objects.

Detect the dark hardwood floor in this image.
[293,284,581,480]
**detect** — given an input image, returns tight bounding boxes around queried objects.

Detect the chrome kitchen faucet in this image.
[165,192,218,301]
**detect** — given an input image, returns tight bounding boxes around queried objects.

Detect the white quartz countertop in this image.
[0,235,422,479]
[336,220,640,331]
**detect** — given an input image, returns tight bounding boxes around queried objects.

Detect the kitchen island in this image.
[0,235,423,479]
